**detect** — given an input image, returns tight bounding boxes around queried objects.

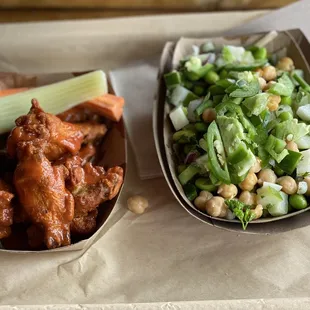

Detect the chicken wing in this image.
[57,105,101,123]
[7,99,107,161]
[0,179,14,239]
[58,155,123,235]
[14,141,74,249]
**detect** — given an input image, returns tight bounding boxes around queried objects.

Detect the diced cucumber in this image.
[297,149,310,177]
[296,135,310,150]
[178,165,200,185]
[257,185,282,208]
[169,106,190,131]
[267,192,288,216]
[297,104,310,122]
[169,85,198,107]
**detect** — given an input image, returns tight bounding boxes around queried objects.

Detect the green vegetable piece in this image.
[264,135,289,163]
[183,183,198,201]
[195,97,213,116]
[185,56,202,73]
[173,129,196,143]
[204,70,220,84]
[195,178,216,191]
[186,71,200,81]
[184,80,194,90]
[242,93,269,116]
[177,164,187,174]
[277,150,303,174]
[279,111,293,122]
[197,64,214,78]
[289,194,308,210]
[213,95,224,105]
[164,71,182,90]
[231,97,243,105]
[216,79,234,89]
[195,122,209,132]
[281,96,292,106]
[225,199,256,230]
[169,85,199,107]
[199,138,208,152]
[217,116,256,177]
[274,166,285,176]
[216,102,257,141]
[268,73,295,97]
[205,121,231,184]
[208,85,226,95]
[209,173,221,186]
[219,69,228,79]
[224,59,267,71]
[274,120,310,141]
[229,79,260,98]
[178,165,200,185]
[292,72,310,92]
[227,143,249,164]
[193,85,205,96]
[252,47,267,60]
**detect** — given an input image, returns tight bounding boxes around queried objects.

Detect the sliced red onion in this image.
[184,151,199,164]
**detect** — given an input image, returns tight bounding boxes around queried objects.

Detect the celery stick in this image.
[0,70,107,133]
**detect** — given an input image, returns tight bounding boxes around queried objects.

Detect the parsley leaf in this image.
[225,199,256,230]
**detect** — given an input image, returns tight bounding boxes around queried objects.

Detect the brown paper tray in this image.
[153,29,310,234]
[0,73,127,252]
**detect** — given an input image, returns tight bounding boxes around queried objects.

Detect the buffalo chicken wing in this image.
[0,179,14,239]
[7,99,107,160]
[14,142,74,249]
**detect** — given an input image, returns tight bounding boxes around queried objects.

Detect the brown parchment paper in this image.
[1,9,310,310]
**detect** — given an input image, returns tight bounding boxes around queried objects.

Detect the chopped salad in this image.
[164,40,310,229]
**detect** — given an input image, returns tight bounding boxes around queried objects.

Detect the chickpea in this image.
[263,81,276,91]
[303,177,310,196]
[286,141,299,152]
[250,157,262,174]
[200,191,213,201]
[251,204,263,220]
[239,191,257,206]
[255,68,263,77]
[194,196,208,211]
[239,172,258,191]
[127,195,149,214]
[276,57,294,71]
[267,94,281,112]
[276,176,297,195]
[262,65,277,81]
[258,77,267,90]
[217,184,238,199]
[257,168,277,185]
[205,196,227,218]
[202,108,216,123]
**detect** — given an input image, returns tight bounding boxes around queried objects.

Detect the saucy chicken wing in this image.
[7,99,107,160]
[0,179,14,239]
[58,155,123,235]
[14,141,74,249]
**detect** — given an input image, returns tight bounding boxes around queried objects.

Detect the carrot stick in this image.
[0,88,30,97]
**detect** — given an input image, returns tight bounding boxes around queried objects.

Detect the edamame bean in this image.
[289,194,308,210]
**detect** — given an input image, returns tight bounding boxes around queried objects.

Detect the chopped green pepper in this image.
[183,183,198,201]
[276,150,303,174]
[204,70,220,84]
[195,178,217,191]
[205,121,231,184]
[208,85,226,95]
[164,71,183,90]
[292,72,310,92]
[264,135,289,163]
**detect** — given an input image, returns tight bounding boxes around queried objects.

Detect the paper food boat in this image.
[0,73,127,252]
[153,29,310,234]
